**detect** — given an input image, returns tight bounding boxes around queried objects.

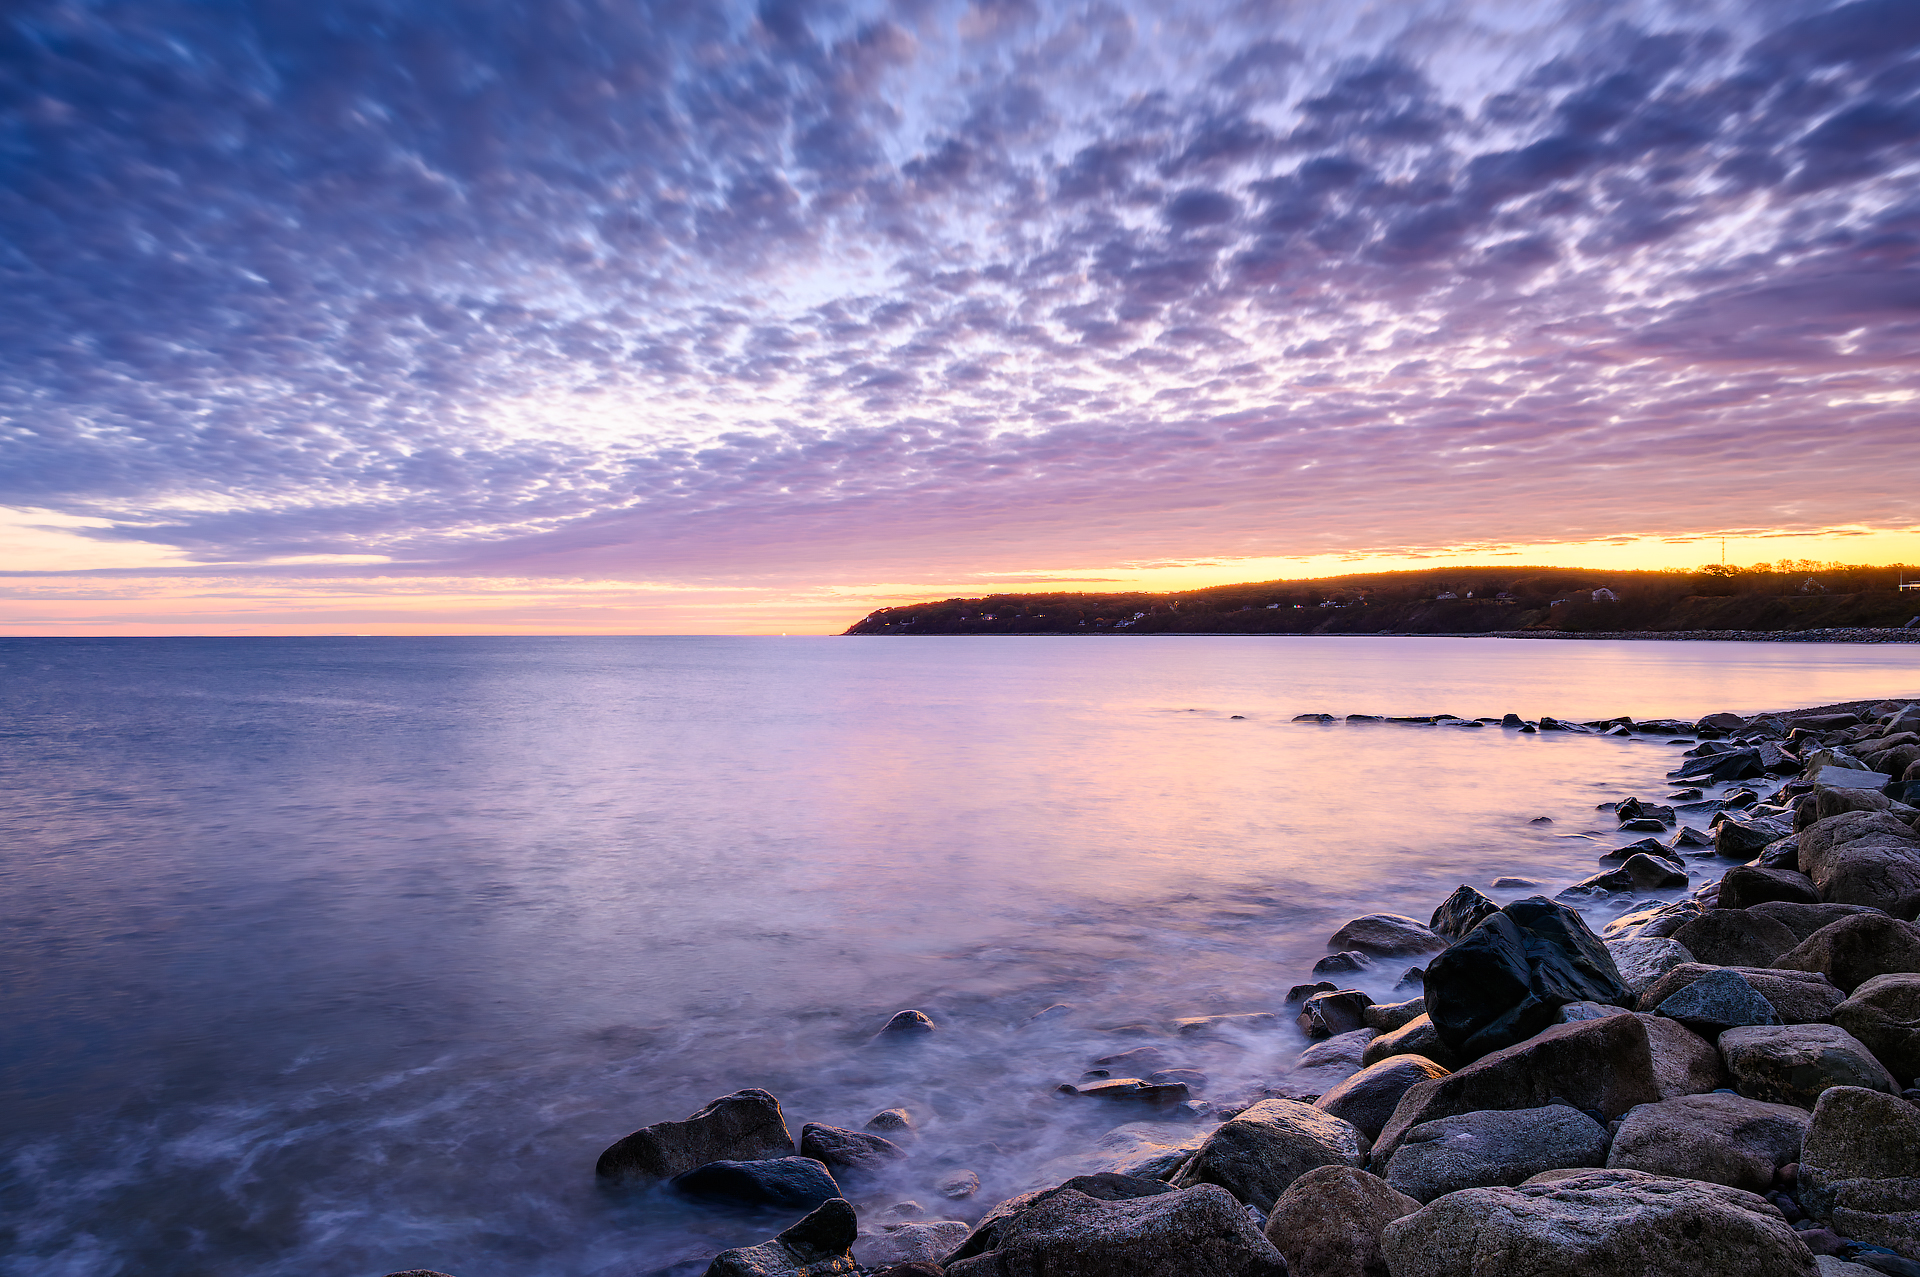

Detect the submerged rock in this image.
[597,1089,796,1186]
[704,1198,859,1277]
[801,1124,907,1175]
[1297,989,1374,1038]
[671,1156,842,1209]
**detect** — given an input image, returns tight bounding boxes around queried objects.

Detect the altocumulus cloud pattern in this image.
[3,0,1919,579]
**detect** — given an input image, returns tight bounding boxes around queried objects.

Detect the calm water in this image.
[3,635,1917,1277]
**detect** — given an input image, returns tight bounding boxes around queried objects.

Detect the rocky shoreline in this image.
[1481,629,1920,644]
[387,697,1920,1277]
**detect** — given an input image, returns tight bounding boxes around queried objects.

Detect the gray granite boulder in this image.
[1362,997,1426,1032]
[1638,963,1845,1024]
[1832,973,1920,1085]
[1799,814,1920,919]
[1749,902,1886,944]
[1720,1024,1899,1109]
[1723,866,1823,909]
[853,1221,971,1268]
[597,1088,796,1185]
[1641,1013,1732,1097]
[1360,1014,1461,1071]
[1799,1086,1920,1261]
[1384,1105,1610,1203]
[1773,914,1920,993]
[942,1183,1287,1277]
[1672,910,1801,968]
[1329,913,1448,955]
[1656,969,1783,1036]
[801,1124,907,1174]
[705,1198,859,1277]
[1314,1056,1452,1141]
[1607,936,1696,997]
[1380,1168,1817,1277]
[1264,1165,1419,1277]
[1605,1092,1809,1192]
[1171,1098,1365,1211]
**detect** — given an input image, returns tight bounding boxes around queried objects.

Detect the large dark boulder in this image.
[597,1089,796,1185]
[1722,866,1823,910]
[1423,897,1632,1062]
[1798,1086,1920,1261]
[1831,974,1920,1085]
[1431,885,1499,940]
[1264,1165,1419,1277]
[1330,913,1449,955]
[1604,1092,1809,1192]
[1383,1105,1610,1203]
[1637,963,1844,1024]
[1773,913,1920,993]
[1314,1055,1452,1140]
[1170,1098,1365,1212]
[705,1198,858,1277]
[671,1157,842,1209]
[1750,901,1887,943]
[942,1183,1286,1277]
[1672,910,1800,968]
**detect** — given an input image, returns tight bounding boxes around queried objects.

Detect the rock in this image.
[1720,1024,1899,1109]
[1362,1014,1461,1070]
[1363,997,1427,1032]
[1314,1056,1453,1140]
[1678,750,1769,784]
[1094,1045,1172,1072]
[1175,1012,1283,1037]
[1807,763,1894,791]
[1372,1014,1674,1163]
[1800,814,1920,919]
[1431,884,1500,939]
[1170,1098,1366,1211]
[1773,914,1920,993]
[800,1124,907,1174]
[1819,788,1897,822]
[1673,910,1802,968]
[1639,963,1845,1024]
[1423,897,1632,1062]
[1754,902,1890,943]
[1833,974,1920,1085]
[873,1010,937,1042]
[1329,913,1448,956]
[671,1157,843,1209]
[1314,951,1375,976]
[1608,937,1697,996]
[1050,1122,1218,1182]
[1298,990,1375,1038]
[1385,1104,1610,1203]
[1495,875,1542,887]
[1657,969,1784,1036]
[1286,980,1340,1004]
[942,1181,1286,1276]
[866,1109,914,1137]
[1623,817,1670,832]
[1676,825,1716,845]
[1701,712,1750,731]
[705,1198,859,1277]
[1381,1167,1817,1276]
[937,1170,980,1200]
[597,1089,797,1185]
[1643,1013,1734,1097]
[853,1222,971,1268]
[1721,816,1798,859]
[1799,1086,1920,1261]
[1292,1028,1378,1088]
[1567,854,1690,895]
[1602,836,1674,862]
[1061,1077,1191,1103]
[1559,1000,1632,1022]
[1605,1092,1810,1191]
[1263,1165,1420,1277]
[1725,867,1825,910]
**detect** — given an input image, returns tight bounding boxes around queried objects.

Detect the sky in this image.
[3,0,1919,635]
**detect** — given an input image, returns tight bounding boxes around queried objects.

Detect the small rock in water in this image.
[1430,884,1500,940]
[1176,1011,1283,1037]
[1286,980,1340,1005]
[866,1108,915,1136]
[1395,966,1427,991]
[1297,991,1374,1038]
[669,1156,841,1208]
[1502,713,1525,727]
[1061,1077,1193,1103]
[703,1198,858,1277]
[1528,816,1554,824]
[873,1009,937,1040]
[800,1123,907,1173]
[1095,1045,1173,1072]
[1022,1003,1073,1026]
[936,1169,979,1199]
[1492,876,1539,888]
[1328,913,1448,955]
[1671,825,1714,847]
[1621,817,1669,832]
[1293,712,1336,722]
[1313,951,1374,976]
[1364,997,1427,1033]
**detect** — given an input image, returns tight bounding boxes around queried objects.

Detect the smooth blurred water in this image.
[2,635,1916,1277]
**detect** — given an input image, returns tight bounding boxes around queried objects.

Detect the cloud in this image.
[0,0,1917,598]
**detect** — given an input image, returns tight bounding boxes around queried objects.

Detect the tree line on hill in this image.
[842,561,1920,636]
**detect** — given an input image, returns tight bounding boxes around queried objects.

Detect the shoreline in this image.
[564,694,1920,1277]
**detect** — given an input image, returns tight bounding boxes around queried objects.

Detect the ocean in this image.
[3,635,1917,1276]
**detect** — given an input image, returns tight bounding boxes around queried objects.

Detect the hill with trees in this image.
[843,561,1920,636]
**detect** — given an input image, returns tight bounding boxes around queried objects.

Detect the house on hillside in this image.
[1591,588,1619,602]
[1435,591,1458,600]
[1800,577,1828,594]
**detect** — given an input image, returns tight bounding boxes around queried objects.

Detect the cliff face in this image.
[842,566,1920,636]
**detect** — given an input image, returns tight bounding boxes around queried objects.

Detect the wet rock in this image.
[1329,913,1448,955]
[1430,884,1500,940]
[1176,1011,1283,1037]
[936,1169,979,1200]
[1565,854,1690,896]
[1423,896,1632,1062]
[1380,1168,1818,1277]
[1314,1055,1452,1140]
[1643,1013,1734,1097]
[1799,1086,1920,1261]
[1264,1164,1419,1277]
[853,1222,971,1268]
[1725,867,1825,910]
[1372,1014,1674,1163]
[865,1109,914,1138]
[1677,750,1769,785]
[1559,1000,1632,1022]
[1833,974,1920,1085]
[1170,1098,1366,1212]
[1700,712,1750,732]
[1676,825,1717,847]
[1602,836,1674,862]
[1721,816,1798,859]
[1495,875,1541,887]
[1800,814,1920,919]
[801,1124,907,1175]
[1607,937,1697,996]
[1286,980,1340,1005]
[1754,902,1891,944]
[873,1010,937,1041]
[1059,1077,1192,1103]
[1384,1104,1610,1203]
[1638,963,1844,1024]
[1313,951,1375,976]
[597,1089,797,1186]
[1363,997,1426,1033]
[1298,990,1375,1039]
[1361,1014,1462,1071]
[1773,914,1920,993]
[1606,1092,1810,1192]
[1657,969,1784,1036]
[1094,1045,1173,1072]
[1293,1028,1378,1082]
[1719,1024,1899,1109]
[671,1157,842,1209]
[1673,910,1801,968]
[704,1198,859,1277]
[942,1182,1286,1277]
[1622,817,1670,832]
